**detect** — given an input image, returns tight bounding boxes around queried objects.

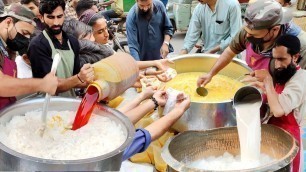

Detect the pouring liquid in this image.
[235,100,262,166]
[72,86,99,130]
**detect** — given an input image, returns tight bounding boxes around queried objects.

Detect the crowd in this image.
[0,0,305,171]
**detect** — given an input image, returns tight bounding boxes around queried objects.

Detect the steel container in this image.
[167,54,252,132]
[162,124,298,172]
[0,97,135,171]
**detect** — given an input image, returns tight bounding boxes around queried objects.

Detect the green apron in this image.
[43,30,76,97]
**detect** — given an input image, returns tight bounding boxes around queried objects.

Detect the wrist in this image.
[163,41,169,46]
[77,74,85,83]
[150,96,159,110]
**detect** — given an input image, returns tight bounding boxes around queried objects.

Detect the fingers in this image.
[79,64,94,83]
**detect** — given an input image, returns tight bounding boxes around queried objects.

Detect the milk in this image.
[235,100,262,165]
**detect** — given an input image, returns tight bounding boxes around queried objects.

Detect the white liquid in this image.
[235,100,262,164]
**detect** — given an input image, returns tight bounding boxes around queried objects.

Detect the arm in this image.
[0,71,58,97]
[180,5,202,54]
[126,10,140,61]
[98,0,115,7]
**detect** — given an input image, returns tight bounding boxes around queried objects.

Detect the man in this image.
[197,0,306,87]
[180,0,242,55]
[250,35,305,172]
[99,0,124,21]
[75,0,98,18]
[126,0,173,61]
[0,3,58,110]
[64,0,79,20]
[28,0,94,98]
[20,0,45,31]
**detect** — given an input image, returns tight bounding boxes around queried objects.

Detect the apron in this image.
[0,40,17,110]
[43,31,76,98]
[268,82,301,172]
[245,42,271,70]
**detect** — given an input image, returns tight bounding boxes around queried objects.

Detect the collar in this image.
[45,29,69,44]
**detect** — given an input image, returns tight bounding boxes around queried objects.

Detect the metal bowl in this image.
[167,54,252,132]
[0,97,135,171]
[162,124,299,172]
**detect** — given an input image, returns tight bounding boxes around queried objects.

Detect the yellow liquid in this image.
[166,72,245,102]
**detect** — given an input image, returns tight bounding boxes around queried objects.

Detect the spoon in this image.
[39,53,61,136]
[196,87,208,97]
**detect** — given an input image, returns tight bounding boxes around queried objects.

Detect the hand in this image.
[160,43,169,59]
[42,71,58,95]
[179,49,188,55]
[156,73,172,82]
[197,73,212,87]
[78,63,94,83]
[174,93,191,112]
[254,69,270,82]
[141,86,157,99]
[154,59,174,71]
[153,90,168,107]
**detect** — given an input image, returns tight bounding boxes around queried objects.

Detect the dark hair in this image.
[284,0,291,3]
[275,34,302,63]
[39,0,65,15]
[20,0,39,6]
[63,19,93,39]
[87,13,104,27]
[76,0,96,17]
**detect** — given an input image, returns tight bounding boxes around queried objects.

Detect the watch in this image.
[163,41,170,46]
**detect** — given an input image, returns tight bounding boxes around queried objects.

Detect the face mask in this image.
[246,29,273,46]
[6,32,30,55]
[273,61,297,85]
[44,23,63,35]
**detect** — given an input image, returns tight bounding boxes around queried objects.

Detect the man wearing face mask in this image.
[0,3,58,110]
[28,0,94,98]
[250,35,305,172]
[197,0,306,88]
[126,0,173,61]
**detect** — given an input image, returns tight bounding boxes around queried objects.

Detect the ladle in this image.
[196,87,208,97]
[39,53,61,136]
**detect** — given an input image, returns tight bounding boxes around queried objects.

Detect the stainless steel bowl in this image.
[0,97,135,171]
[167,54,252,132]
[162,124,298,172]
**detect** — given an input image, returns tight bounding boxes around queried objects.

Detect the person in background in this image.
[248,35,305,172]
[126,0,173,61]
[75,0,98,18]
[0,3,58,110]
[276,0,291,6]
[180,0,242,55]
[197,0,306,88]
[20,0,45,31]
[28,0,93,98]
[99,0,124,21]
[64,0,79,20]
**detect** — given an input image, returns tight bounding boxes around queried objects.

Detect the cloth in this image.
[160,0,168,7]
[122,128,151,161]
[0,38,17,111]
[126,0,173,61]
[229,24,306,70]
[15,55,32,78]
[64,3,78,21]
[0,3,36,26]
[182,0,242,53]
[111,0,123,15]
[34,18,45,31]
[100,9,121,21]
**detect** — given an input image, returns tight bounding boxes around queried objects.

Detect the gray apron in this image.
[43,30,76,97]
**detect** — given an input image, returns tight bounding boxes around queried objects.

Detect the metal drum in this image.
[167,54,252,132]
[0,97,135,171]
[162,125,298,172]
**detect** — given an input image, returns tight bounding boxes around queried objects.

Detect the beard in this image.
[273,62,297,85]
[139,7,153,20]
[44,24,63,35]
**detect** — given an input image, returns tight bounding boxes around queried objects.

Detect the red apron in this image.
[268,83,301,172]
[0,54,17,111]
[245,42,271,70]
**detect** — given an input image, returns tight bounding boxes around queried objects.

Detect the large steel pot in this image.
[0,97,135,171]
[162,124,298,172]
[167,54,252,132]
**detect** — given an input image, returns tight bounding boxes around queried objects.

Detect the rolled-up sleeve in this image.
[182,5,202,53]
[122,128,152,161]
[126,10,140,61]
[219,3,242,51]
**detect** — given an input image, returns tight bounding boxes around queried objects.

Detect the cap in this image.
[79,9,97,25]
[244,0,284,30]
[0,3,36,26]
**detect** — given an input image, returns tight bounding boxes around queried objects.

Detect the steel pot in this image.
[167,54,252,132]
[0,97,135,171]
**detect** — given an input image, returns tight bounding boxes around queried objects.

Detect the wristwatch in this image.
[163,41,170,46]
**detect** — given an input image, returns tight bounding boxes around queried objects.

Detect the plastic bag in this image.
[163,88,182,116]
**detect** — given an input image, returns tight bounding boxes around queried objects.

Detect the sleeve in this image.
[122,128,152,161]
[28,37,53,78]
[228,28,247,54]
[219,2,242,51]
[161,2,173,37]
[182,5,202,53]
[278,72,306,115]
[70,36,81,75]
[126,9,141,61]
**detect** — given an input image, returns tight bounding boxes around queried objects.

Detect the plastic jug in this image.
[90,52,139,102]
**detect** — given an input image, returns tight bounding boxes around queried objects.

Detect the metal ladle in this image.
[196,87,208,97]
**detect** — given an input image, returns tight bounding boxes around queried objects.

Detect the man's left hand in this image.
[160,43,169,59]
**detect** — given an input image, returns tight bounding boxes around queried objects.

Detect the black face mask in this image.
[6,32,30,55]
[44,24,63,35]
[273,61,297,85]
[246,29,273,46]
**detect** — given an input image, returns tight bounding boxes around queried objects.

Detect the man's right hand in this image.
[79,64,94,83]
[197,73,213,87]
[179,49,188,55]
[42,71,58,95]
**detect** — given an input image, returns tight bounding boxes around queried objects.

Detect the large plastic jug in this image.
[90,52,139,102]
